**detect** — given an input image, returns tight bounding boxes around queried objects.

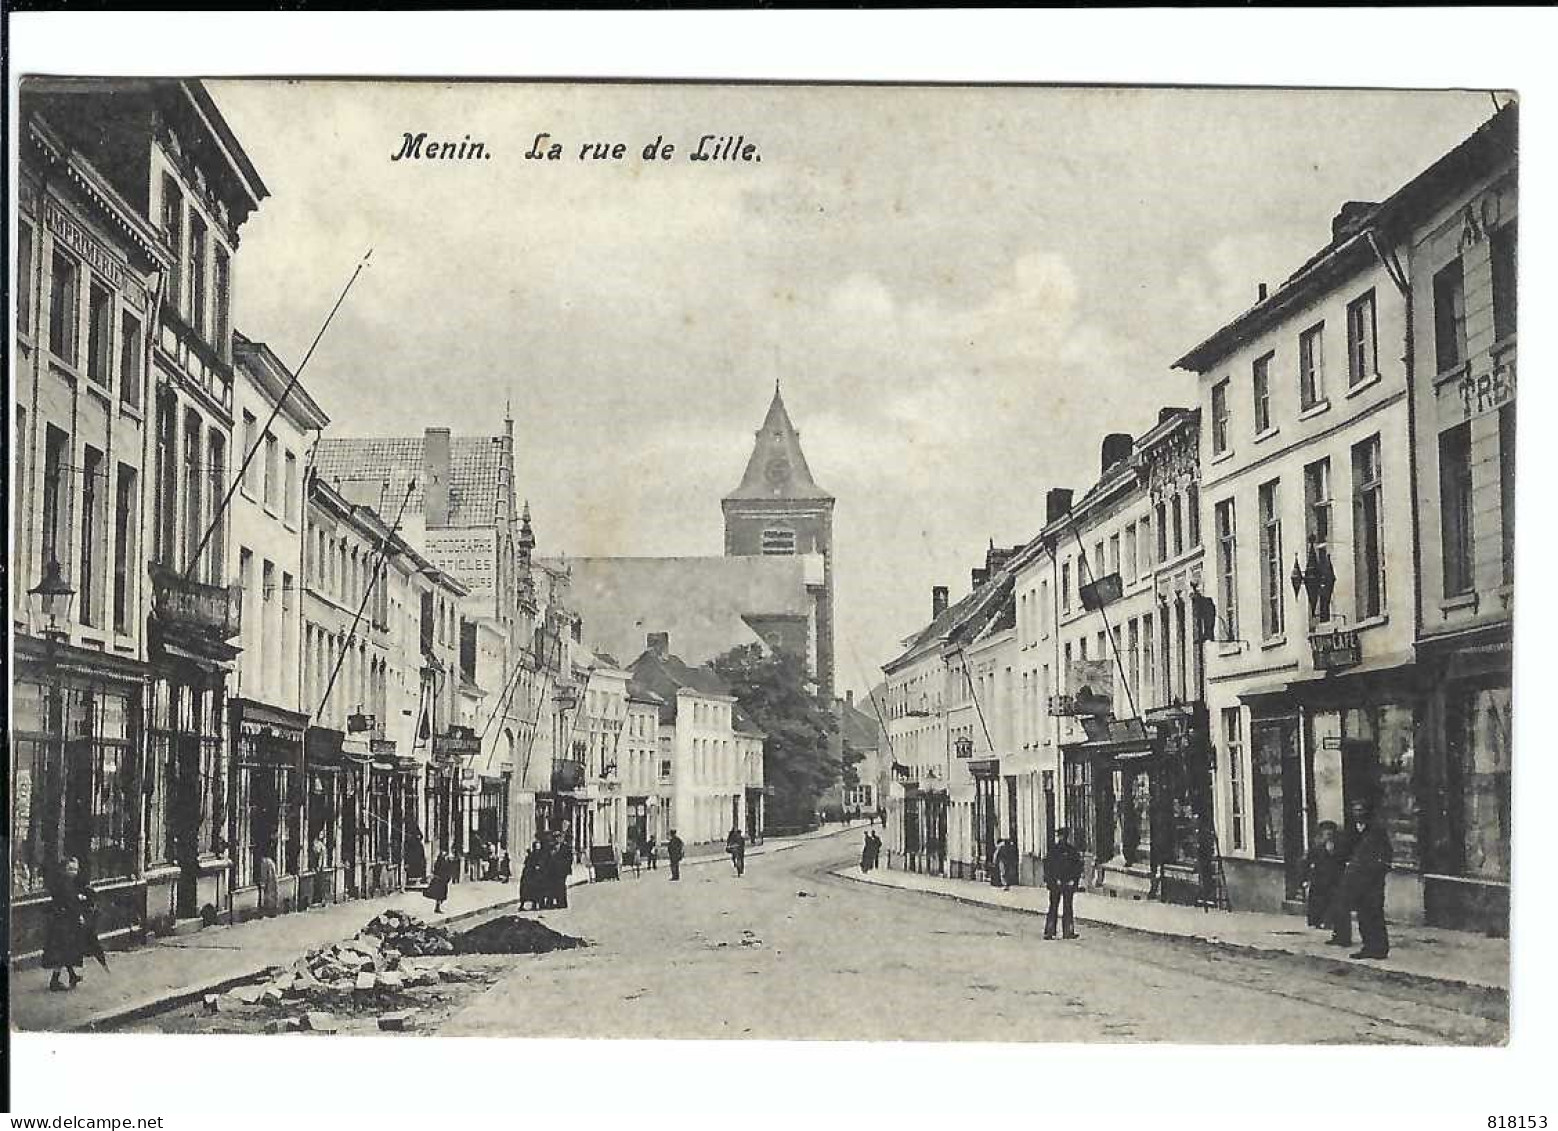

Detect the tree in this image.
[711,644,839,828]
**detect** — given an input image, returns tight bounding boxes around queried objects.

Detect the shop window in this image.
[1491,223,1517,342]
[87,280,113,387]
[1250,718,1295,861]
[1352,435,1385,620]
[1211,379,1230,454]
[1252,351,1273,433]
[1449,685,1511,882]
[1439,423,1475,597]
[119,311,142,407]
[1346,289,1377,386]
[1433,259,1467,374]
[1299,321,1326,409]
[1342,703,1419,872]
[1499,405,1515,584]
[1258,479,1284,639]
[1064,755,1093,854]
[10,681,52,896]
[48,250,80,365]
[1222,707,1245,852]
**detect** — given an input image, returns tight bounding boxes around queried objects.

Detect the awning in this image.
[1237,651,1418,709]
[305,726,346,766]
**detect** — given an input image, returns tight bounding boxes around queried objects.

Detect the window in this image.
[264,432,279,509]
[119,311,143,406]
[1250,719,1294,861]
[1171,495,1184,558]
[214,246,232,357]
[189,211,208,340]
[1092,541,1104,580]
[41,425,68,575]
[1252,352,1273,433]
[18,219,35,336]
[207,432,227,585]
[1346,290,1377,386]
[1141,615,1156,704]
[1127,619,1140,703]
[1299,322,1326,409]
[1140,514,1153,571]
[1448,685,1511,882]
[1303,458,1332,622]
[1440,422,1474,597]
[1060,561,1071,613]
[1211,379,1230,454]
[161,175,183,311]
[1491,223,1517,342]
[242,411,259,496]
[1124,522,1137,580]
[87,280,113,387]
[154,394,177,564]
[1258,480,1284,639]
[79,446,104,626]
[1352,435,1385,620]
[184,410,203,573]
[1222,707,1245,851]
[1433,259,1467,374]
[1156,503,1168,563]
[761,528,796,555]
[113,466,136,633]
[1187,484,1200,548]
[284,451,299,523]
[1214,499,1238,642]
[1108,533,1121,578]
[49,250,80,364]
[1500,404,1516,584]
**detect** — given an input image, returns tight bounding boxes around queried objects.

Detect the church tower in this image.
[723,384,836,699]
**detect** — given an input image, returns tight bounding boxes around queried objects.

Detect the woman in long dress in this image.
[258,845,281,917]
[422,850,453,914]
[43,858,91,991]
[518,840,544,910]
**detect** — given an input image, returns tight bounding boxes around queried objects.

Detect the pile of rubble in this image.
[359,909,456,957]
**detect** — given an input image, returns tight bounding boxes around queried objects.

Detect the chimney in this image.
[1331,200,1379,243]
[1159,406,1189,425]
[646,632,669,659]
[1101,432,1133,475]
[971,567,989,589]
[987,545,1018,574]
[932,586,949,619]
[1257,283,1268,302]
[1045,488,1074,525]
[423,427,452,527]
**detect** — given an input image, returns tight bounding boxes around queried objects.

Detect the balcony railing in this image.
[149,562,241,639]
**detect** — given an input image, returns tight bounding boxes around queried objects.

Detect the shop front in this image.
[363,744,417,895]
[1417,628,1511,935]
[10,638,148,957]
[897,782,949,876]
[1239,657,1424,922]
[745,786,766,844]
[229,699,306,921]
[301,725,351,909]
[146,566,242,929]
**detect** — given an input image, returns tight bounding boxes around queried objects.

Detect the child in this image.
[1303,820,1346,930]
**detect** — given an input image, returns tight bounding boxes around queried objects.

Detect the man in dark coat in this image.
[726,826,746,876]
[667,830,685,881]
[43,858,93,990]
[1331,800,1392,959]
[549,830,573,909]
[1043,828,1084,940]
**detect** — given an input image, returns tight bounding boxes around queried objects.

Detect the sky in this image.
[207,81,1497,700]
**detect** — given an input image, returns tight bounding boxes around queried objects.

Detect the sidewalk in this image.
[9,826,850,1034]
[838,864,1509,993]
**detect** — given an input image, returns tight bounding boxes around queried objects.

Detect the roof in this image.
[560,556,814,671]
[732,705,767,739]
[839,698,882,751]
[629,648,734,725]
[1175,102,1517,373]
[232,330,330,431]
[313,434,509,529]
[885,566,1017,674]
[724,385,834,503]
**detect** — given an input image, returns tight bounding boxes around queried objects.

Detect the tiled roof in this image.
[629,649,734,725]
[313,434,509,529]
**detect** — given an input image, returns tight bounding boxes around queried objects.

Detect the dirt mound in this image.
[454,915,587,955]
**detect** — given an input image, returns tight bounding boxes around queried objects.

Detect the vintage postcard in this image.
[6,58,1526,1104]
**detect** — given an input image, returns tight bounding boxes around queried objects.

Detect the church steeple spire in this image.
[725,384,833,502]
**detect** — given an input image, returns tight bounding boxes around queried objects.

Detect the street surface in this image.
[433,835,1506,1045]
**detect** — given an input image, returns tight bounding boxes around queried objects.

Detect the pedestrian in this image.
[726,825,746,877]
[998,837,1020,890]
[519,839,545,909]
[258,843,281,918]
[469,834,488,882]
[644,835,658,871]
[423,849,454,914]
[496,851,512,883]
[1043,828,1083,940]
[310,830,329,906]
[1303,820,1345,930]
[404,822,427,884]
[667,829,685,881]
[860,833,874,873]
[548,832,573,909]
[1330,800,1393,959]
[42,857,93,991]
[868,830,882,870]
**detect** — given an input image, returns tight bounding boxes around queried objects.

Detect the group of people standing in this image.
[517,829,577,911]
[858,830,883,872]
[1302,800,1393,959]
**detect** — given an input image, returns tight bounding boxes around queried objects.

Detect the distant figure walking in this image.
[860,833,876,873]
[644,836,658,871]
[495,851,512,883]
[1043,828,1083,941]
[667,830,685,881]
[727,826,747,877]
[1330,800,1393,959]
[997,837,1020,890]
[423,849,455,914]
[519,839,545,910]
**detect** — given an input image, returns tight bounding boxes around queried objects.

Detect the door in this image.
[1005,775,1020,857]
[1041,770,1057,851]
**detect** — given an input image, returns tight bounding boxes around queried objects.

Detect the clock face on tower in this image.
[765,457,790,486]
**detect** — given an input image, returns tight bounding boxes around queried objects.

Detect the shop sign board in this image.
[1311,628,1361,672]
[1068,659,1115,716]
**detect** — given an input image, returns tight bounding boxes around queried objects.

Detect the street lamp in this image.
[29,559,76,643]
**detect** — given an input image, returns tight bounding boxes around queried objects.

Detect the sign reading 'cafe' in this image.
[1311,628,1362,672]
